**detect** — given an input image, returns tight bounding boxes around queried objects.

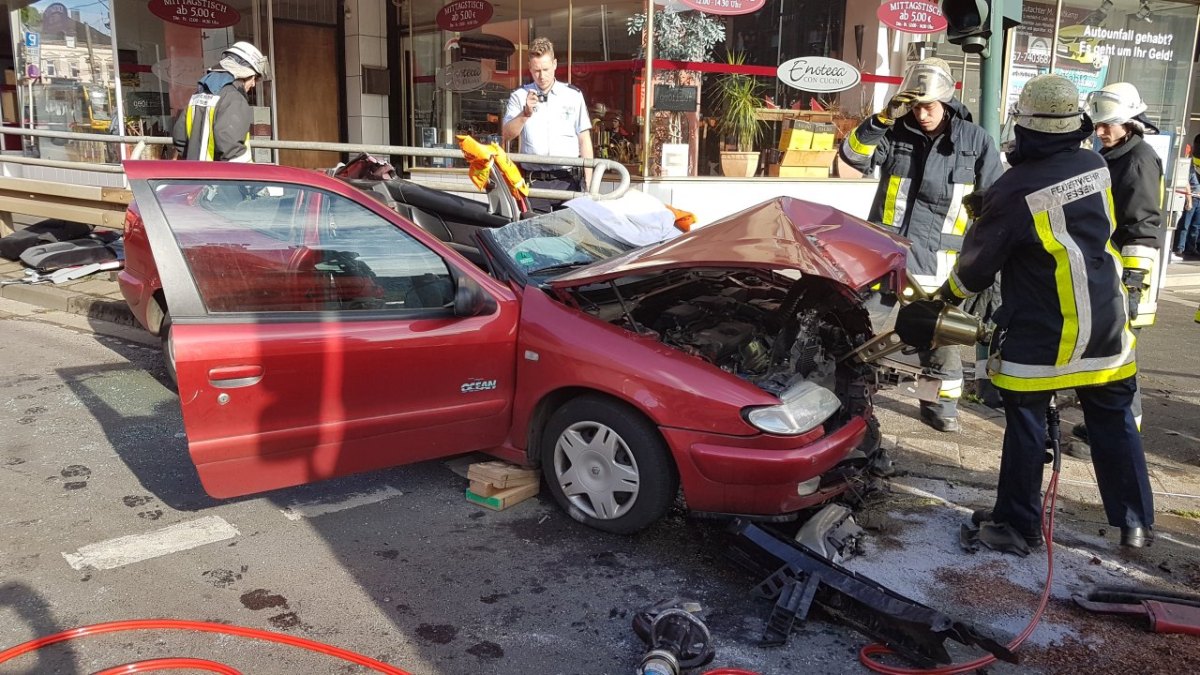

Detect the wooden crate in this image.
[467,461,538,489]
[465,482,540,511]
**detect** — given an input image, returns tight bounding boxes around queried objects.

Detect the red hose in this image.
[93,657,243,674]
[859,471,1061,674]
[0,619,411,675]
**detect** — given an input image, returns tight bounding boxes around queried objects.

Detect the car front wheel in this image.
[541,396,677,534]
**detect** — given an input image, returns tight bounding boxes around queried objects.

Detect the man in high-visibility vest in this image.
[172,42,269,162]
[936,75,1154,550]
[840,57,1003,432]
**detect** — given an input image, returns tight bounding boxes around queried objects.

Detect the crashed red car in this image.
[118,160,907,533]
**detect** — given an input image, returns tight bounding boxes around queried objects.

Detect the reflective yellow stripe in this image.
[1104,188,1118,235]
[882,175,901,226]
[1159,176,1164,209]
[1122,255,1154,270]
[185,104,195,137]
[205,107,217,160]
[1194,303,1200,323]
[992,361,1137,392]
[947,269,969,299]
[1032,209,1077,366]
[847,128,876,157]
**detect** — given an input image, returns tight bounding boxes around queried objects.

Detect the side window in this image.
[150,180,455,314]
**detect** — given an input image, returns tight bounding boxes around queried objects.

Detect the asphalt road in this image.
[0,300,870,675]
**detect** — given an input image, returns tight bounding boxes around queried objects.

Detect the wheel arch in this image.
[147,289,168,336]
[524,386,667,469]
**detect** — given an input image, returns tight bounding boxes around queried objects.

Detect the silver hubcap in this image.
[553,421,640,520]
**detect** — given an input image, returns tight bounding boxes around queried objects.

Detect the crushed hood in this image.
[548,197,908,291]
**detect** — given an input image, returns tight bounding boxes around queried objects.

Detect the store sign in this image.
[876,1,947,35]
[654,85,698,112]
[436,61,493,93]
[436,0,493,32]
[777,57,860,93]
[678,0,766,15]
[148,0,241,30]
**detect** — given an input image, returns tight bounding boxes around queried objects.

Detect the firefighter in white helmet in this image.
[840,57,1004,432]
[1068,82,1164,454]
[934,74,1154,550]
[172,42,269,162]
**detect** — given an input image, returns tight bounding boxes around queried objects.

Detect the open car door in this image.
[124,161,520,498]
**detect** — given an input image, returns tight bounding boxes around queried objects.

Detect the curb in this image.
[0,279,138,327]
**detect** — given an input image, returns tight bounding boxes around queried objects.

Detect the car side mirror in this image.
[453,275,496,317]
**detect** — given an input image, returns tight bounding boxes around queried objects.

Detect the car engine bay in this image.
[570,270,879,426]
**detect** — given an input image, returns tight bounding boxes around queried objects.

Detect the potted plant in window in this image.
[712,53,765,178]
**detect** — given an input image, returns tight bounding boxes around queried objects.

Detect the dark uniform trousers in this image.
[994,377,1154,536]
[528,170,582,214]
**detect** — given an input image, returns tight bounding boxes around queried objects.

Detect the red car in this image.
[119,160,907,533]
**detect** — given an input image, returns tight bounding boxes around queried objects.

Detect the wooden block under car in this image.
[469,479,503,497]
[466,460,538,489]
[465,481,540,511]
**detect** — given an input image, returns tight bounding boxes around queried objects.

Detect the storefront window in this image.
[11,0,119,162]
[1006,0,1199,183]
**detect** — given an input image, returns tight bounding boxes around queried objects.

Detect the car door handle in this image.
[208,365,264,388]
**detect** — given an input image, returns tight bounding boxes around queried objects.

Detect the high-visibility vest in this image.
[183,91,251,162]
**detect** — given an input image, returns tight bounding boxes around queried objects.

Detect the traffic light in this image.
[941,0,1023,54]
[942,0,991,53]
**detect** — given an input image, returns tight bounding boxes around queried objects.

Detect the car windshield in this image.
[487,209,635,278]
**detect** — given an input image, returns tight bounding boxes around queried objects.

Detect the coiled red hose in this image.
[0,619,411,674]
[859,470,1061,674]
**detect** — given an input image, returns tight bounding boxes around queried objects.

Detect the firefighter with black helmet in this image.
[937,74,1154,550]
[172,41,269,162]
[840,57,1004,432]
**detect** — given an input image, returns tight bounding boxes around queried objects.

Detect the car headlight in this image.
[745,381,842,436]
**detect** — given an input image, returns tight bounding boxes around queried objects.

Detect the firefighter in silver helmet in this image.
[840,57,1004,432]
[172,42,269,162]
[936,74,1154,550]
[1067,82,1165,455]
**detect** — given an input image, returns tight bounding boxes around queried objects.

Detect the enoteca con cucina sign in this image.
[777,56,861,93]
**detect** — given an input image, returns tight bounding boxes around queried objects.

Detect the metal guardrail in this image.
[0,126,631,202]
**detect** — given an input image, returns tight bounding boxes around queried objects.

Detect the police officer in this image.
[1068,83,1165,453]
[937,74,1154,549]
[172,42,268,162]
[840,57,1004,432]
[502,37,594,213]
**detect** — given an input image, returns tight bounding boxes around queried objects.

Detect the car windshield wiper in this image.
[529,260,593,276]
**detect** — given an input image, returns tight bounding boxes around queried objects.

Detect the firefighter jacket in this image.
[839,99,1003,291]
[1100,132,1164,327]
[172,71,253,162]
[941,121,1136,393]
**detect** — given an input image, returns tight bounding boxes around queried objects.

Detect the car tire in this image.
[541,396,677,534]
[160,310,177,384]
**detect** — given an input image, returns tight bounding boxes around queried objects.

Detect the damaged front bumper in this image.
[663,415,870,516]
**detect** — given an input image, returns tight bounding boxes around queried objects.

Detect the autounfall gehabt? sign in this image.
[777,57,861,93]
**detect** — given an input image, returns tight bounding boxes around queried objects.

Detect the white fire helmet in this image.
[1085,82,1147,125]
[221,41,270,79]
[897,58,956,104]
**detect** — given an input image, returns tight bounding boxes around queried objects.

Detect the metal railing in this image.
[0,126,631,201]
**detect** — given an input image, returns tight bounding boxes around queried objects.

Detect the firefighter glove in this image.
[1123,269,1147,321]
[879,91,921,125]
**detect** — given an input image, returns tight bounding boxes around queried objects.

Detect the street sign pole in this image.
[978,0,1005,142]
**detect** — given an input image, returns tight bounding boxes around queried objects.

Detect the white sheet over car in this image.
[563,190,682,247]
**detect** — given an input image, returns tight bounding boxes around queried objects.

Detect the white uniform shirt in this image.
[503,80,589,169]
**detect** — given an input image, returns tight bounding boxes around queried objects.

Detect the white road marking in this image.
[279,486,404,521]
[62,516,239,571]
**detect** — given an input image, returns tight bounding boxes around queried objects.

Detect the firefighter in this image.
[937,74,1154,549]
[1068,82,1165,454]
[172,42,269,162]
[840,57,1004,432]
